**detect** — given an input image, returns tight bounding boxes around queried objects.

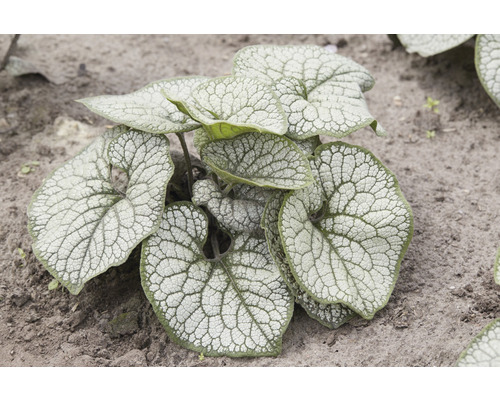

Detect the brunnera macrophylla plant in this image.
[456,249,500,367]
[28,44,413,357]
[396,34,500,109]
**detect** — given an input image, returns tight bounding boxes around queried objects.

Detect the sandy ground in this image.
[1,34,499,367]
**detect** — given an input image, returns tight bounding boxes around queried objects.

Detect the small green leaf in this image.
[475,34,500,108]
[262,192,355,329]
[48,279,59,291]
[397,34,475,57]
[279,142,413,319]
[17,248,26,259]
[199,132,313,189]
[28,126,175,294]
[164,76,288,139]
[77,77,209,134]
[192,179,273,233]
[140,202,294,357]
[21,165,31,174]
[456,319,500,367]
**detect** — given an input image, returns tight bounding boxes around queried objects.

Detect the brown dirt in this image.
[1,34,500,367]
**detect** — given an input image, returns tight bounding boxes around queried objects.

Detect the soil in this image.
[1,34,500,367]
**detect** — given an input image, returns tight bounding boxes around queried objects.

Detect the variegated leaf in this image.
[272,77,386,139]
[77,77,209,134]
[192,179,273,233]
[457,319,500,367]
[199,132,314,189]
[28,127,174,294]
[279,142,413,319]
[140,202,294,357]
[163,76,287,139]
[397,34,475,57]
[475,34,500,108]
[262,192,355,329]
[232,45,385,138]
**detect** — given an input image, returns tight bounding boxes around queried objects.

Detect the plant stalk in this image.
[0,34,21,71]
[175,132,194,198]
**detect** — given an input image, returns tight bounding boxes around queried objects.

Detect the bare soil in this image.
[1,34,500,367]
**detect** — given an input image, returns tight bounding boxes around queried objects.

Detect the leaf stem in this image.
[222,183,235,196]
[0,34,21,71]
[175,132,194,198]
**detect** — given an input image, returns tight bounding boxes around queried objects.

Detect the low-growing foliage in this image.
[28,44,413,357]
[397,34,500,109]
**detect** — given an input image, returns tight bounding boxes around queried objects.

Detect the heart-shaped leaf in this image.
[233,45,375,92]
[262,192,355,329]
[164,76,287,139]
[272,77,386,139]
[475,34,500,108]
[456,319,500,367]
[199,131,314,189]
[192,179,273,233]
[397,34,475,57]
[140,202,294,357]
[279,142,413,319]
[232,45,384,138]
[77,77,209,134]
[28,126,174,294]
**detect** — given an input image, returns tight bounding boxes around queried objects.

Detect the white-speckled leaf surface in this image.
[192,180,272,233]
[200,132,313,189]
[77,77,209,133]
[279,142,413,318]
[232,45,384,138]
[233,45,375,92]
[457,319,500,367]
[475,34,500,108]
[397,34,475,57]
[272,77,386,139]
[164,76,287,139]
[262,192,355,329]
[28,127,174,294]
[140,202,294,357]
